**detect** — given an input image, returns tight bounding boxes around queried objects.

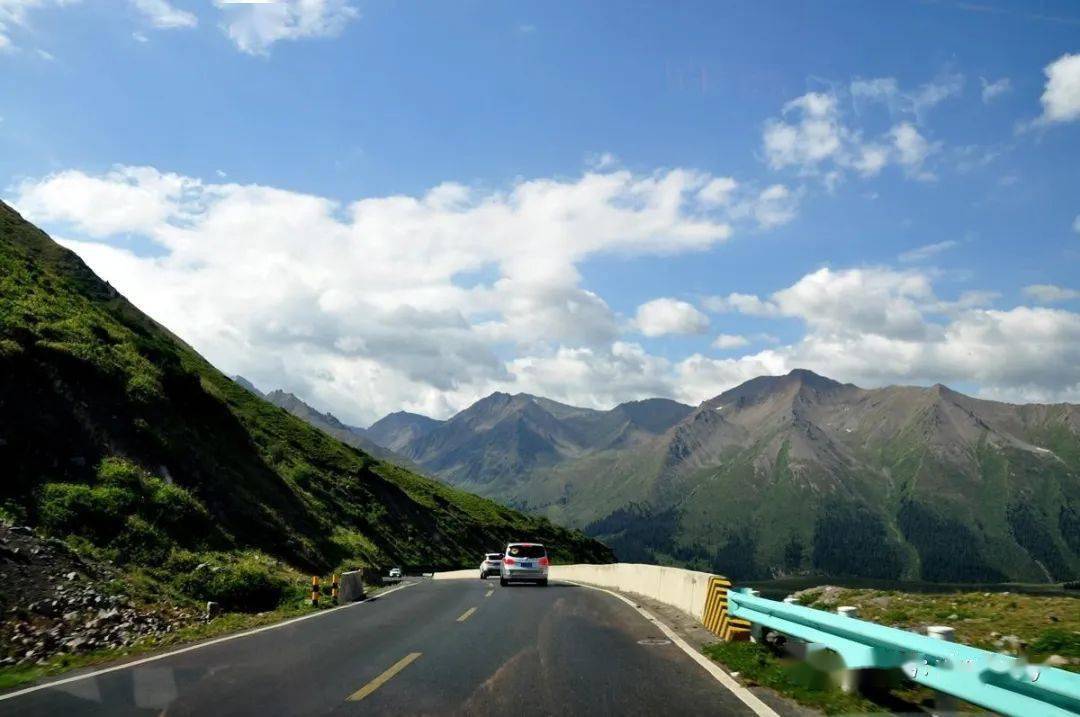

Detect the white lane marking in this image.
[561,580,779,717]
[0,580,421,702]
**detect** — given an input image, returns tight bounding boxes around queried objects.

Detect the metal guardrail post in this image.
[927,625,958,715]
[835,606,860,694]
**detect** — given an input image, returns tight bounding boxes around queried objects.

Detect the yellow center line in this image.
[457,606,478,622]
[485,589,494,598]
[346,652,421,702]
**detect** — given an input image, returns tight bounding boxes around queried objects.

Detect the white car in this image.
[500,543,548,586]
[388,567,402,579]
[479,553,503,579]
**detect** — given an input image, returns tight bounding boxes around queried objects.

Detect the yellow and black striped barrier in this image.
[311,575,320,607]
[702,575,751,642]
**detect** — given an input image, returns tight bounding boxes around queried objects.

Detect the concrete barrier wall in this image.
[549,564,715,621]
[431,563,715,621]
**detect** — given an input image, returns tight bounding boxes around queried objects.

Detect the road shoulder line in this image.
[0,580,420,702]
[562,580,779,717]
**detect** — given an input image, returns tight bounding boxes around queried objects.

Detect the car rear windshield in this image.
[486,553,503,559]
[507,545,545,559]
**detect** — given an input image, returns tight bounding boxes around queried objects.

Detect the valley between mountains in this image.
[254,368,1080,584]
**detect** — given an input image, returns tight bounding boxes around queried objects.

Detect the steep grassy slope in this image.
[0,201,612,574]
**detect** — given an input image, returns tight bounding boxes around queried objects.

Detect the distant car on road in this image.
[479,553,503,579]
[500,543,548,586]
[388,567,402,579]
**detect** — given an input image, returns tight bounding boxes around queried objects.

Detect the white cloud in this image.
[889,122,939,179]
[750,184,798,228]
[898,239,957,263]
[215,0,359,55]
[853,143,889,177]
[980,77,1011,103]
[762,87,943,184]
[680,269,1080,404]
[585,151,618,170]
[11,163,742,422]
[851,73,963,120]
[1035,53,1080,125]
[0,0,77,51]
[1024,284,1080,303]
[130,0,196,29]
[14,163,1079,417]
[634,298,710,337]
[1074,215,1080,234]
[701,292,779,317]
[762,92,844,171]
[14,166,202,236]
[696,176,738,206]
[712,334,748,349]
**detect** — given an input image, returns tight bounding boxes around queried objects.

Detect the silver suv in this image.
[499,543,548,586]
[479,553,502,579]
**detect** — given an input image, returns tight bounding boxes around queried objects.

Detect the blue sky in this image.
[2,0,1079,423]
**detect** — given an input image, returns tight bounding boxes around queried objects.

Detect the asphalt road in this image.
[1,578,758,716]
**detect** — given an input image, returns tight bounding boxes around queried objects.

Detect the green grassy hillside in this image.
[0,200,612,578]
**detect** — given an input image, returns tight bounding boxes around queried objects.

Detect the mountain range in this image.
[353,370,1080,583]
[0,200,611,575]
[232,379,425,472]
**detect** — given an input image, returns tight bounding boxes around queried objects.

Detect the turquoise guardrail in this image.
[727,588,1080,717]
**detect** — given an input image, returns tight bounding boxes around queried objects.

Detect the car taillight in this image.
[504,557,515,565]
[539,557,549,567]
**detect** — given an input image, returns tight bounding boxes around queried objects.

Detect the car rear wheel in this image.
[500,577,508,586]
[538,579,548,587]
[480,572,486,579]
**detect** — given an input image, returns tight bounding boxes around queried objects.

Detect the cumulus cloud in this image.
[1024,284,1080,303]
[762,87,942,183]
[11,163,743,421]
[1035,53,1080,125]
[684,268,1080,404]
[129,0,196,29]
[634,298,710,337]
[890,122,939,178]
[980,77,1011,103]
[13,162,1079,417]
[898,239,958,263]
[214,0,359,55]
[712,334,748,349]
[696,176,738,206]
[763,92,845,171]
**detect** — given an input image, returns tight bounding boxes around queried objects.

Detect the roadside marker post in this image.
[311,576,320,607]
[332,574,340,605]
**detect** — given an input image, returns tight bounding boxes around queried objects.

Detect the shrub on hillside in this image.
[173,558,289,612]
[38,483,137,542]
[36,458,218,565]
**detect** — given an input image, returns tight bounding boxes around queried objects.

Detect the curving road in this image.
[1,578,762,716]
